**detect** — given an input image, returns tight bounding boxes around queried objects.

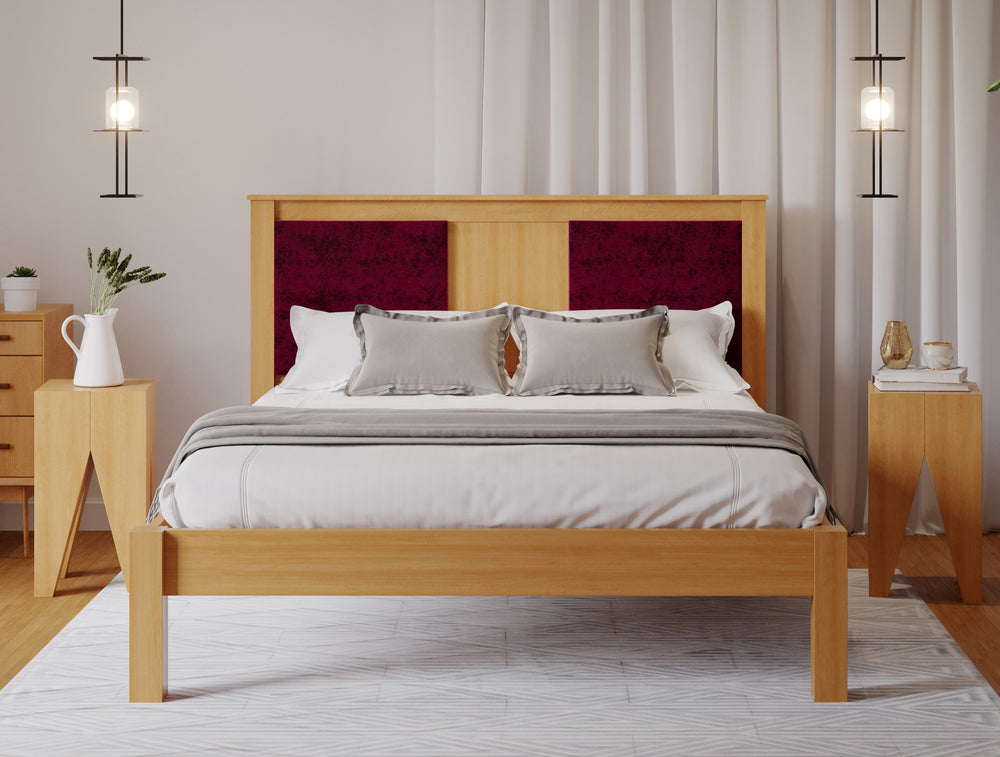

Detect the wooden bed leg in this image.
[130,525,167,703]
[810,525,848,702]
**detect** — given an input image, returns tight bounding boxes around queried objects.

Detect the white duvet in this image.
[157,389,828,530]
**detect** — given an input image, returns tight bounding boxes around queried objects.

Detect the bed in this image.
[129,194,847,703]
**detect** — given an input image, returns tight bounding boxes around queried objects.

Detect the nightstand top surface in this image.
[37,378,155,394]
[0,304,72,319]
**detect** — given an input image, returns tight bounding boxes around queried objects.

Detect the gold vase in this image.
[880,320,913,369]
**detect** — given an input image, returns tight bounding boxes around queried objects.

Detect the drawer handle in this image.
[0,335,10,341]
[0,444,10,450]
[0,383,10,390]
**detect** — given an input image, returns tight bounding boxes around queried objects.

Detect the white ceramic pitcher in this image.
[61,308,125,387]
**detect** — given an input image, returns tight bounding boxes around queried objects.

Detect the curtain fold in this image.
[432,0,999,533]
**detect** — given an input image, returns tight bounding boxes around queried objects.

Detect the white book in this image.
[873,365,968,383]
[873,378,971,392]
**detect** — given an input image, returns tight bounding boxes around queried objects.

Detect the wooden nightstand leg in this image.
[21,485,31,558]
[34,388,92,598]
[91,386,155,591]
[868,391,924,597]
[926,393,983,603]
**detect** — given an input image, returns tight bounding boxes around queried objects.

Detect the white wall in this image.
[0,0,439,526]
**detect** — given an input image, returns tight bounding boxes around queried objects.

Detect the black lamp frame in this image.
[852,0,904,199]
[94,0,148,198]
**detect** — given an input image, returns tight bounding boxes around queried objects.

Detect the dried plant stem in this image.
[86,247,166,315]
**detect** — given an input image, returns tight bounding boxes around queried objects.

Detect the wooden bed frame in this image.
[129,195,847,703]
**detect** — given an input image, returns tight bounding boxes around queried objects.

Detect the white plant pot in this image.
[1,277,40,312]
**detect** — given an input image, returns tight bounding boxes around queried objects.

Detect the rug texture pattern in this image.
[1,570,998,756]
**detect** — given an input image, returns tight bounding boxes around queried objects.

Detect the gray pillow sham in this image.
[346,305,512,396]
[511,305,675,396]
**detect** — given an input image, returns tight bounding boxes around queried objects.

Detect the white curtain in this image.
[433,0,999,533]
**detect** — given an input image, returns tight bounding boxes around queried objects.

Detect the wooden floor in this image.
[0,531,121,690]
[1,530,998,694]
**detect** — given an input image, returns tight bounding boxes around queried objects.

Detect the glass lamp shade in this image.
[105,85,140,130]
[860,85,894,130]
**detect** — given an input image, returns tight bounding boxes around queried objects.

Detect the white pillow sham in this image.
[277,306,477,393]
[509,301,747,393]
[511,306,674,396]
[278,306,360,392]
[663,302,748,392]
[346,305,512,396]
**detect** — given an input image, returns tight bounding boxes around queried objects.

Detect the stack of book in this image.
[873,365,970,391]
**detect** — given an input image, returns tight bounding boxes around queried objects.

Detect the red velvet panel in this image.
[274,220,448,374]
[569,221,743,371]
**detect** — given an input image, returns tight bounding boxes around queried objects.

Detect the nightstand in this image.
[34,379,155,596]
[0,305,73,557]
[867,381,982,603]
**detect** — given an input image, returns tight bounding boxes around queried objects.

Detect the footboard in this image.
[129,523,847,702]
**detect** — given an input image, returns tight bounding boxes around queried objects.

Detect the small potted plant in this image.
[1,266,40,312]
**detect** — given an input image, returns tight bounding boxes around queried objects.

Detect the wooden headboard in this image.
[248,195,767,407]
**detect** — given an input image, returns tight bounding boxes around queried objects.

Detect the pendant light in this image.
[852,0,903,198]
[94,0,148,198]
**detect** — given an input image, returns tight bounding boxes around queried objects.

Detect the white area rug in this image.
[1,570,998,756]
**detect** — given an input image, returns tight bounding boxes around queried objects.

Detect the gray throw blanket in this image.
[149,406,835,523]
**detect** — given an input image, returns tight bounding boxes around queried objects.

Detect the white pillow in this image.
[509,301,747,393]
[278,307,360,392]
[278,306,483,393]
[663,302,749,393]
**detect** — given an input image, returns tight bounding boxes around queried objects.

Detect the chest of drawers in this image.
[0,304,73,555]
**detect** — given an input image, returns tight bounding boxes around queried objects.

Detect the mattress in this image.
[156,388,828,530]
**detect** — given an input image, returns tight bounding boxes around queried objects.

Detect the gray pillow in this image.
[511,305,675,396]
[346,305,512,396]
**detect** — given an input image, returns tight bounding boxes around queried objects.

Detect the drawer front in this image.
[0,321,43,355]
[0,356,43,414]
[0,417,33,477]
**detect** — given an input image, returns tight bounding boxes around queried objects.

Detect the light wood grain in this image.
[34,379,155,596]
[162,527,819,597]
[42,305,73,380]
[867,385,925,597]
[0,356,43,415]
[91,380,156,590]
[0,417,34,476]
[741,199,767,405]
[33,384,93,597]
[249,200,276,403]
[868,383,983,602]
[0,322,42,355]
[448,223,568,312]
[925,387,982,603]
[811,524,848,701]
[127,519,846,702]
[129,525,166,702]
